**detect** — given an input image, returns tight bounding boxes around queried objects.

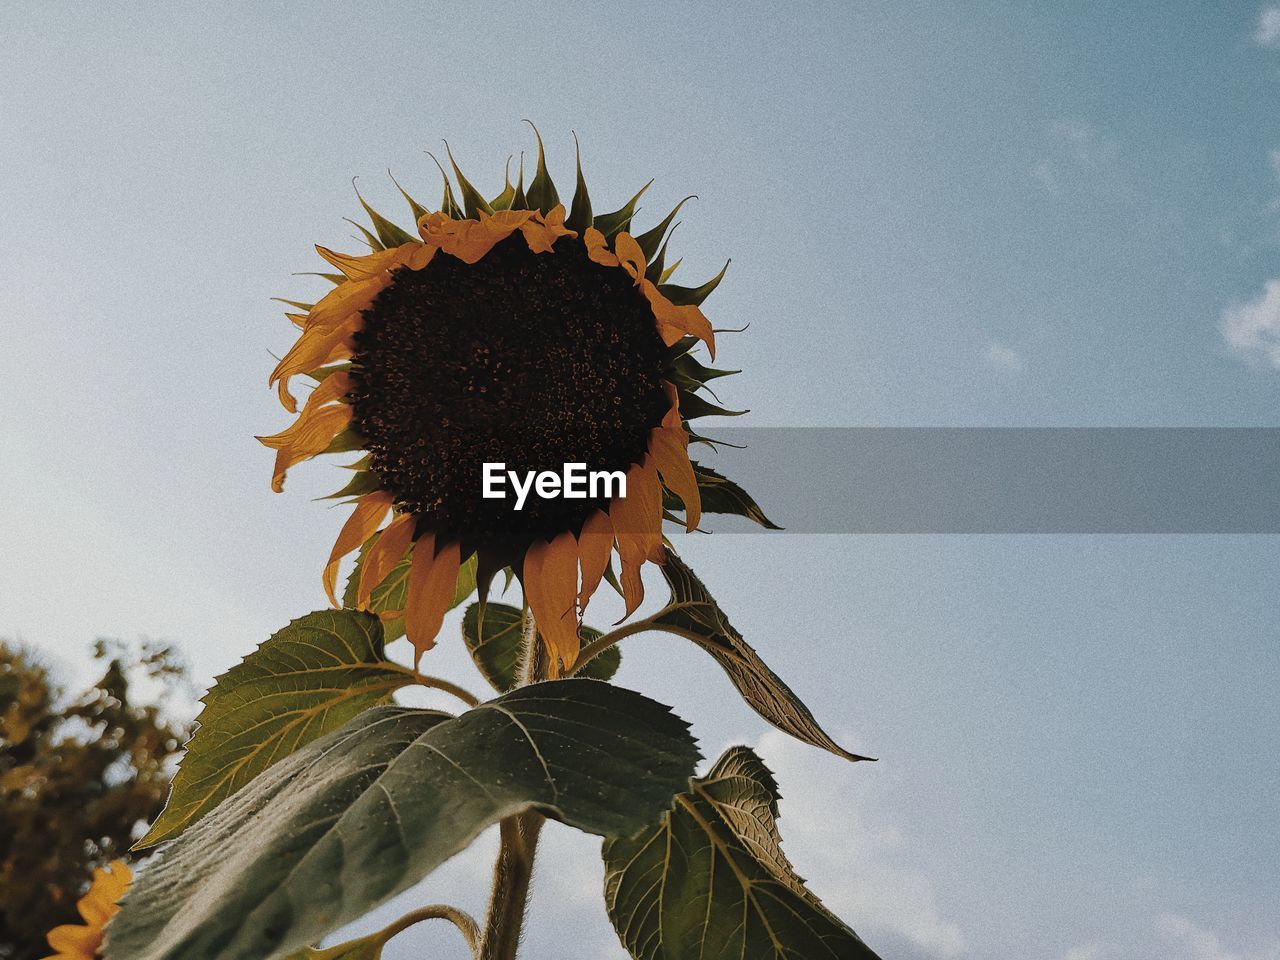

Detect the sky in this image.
[3,2,1280,958]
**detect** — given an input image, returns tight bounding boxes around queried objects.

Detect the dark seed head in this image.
[350,234,669,550]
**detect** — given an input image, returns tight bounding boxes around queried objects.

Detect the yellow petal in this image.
[649,423,701,532]
[45,923,101,957]
[404,535,461,657]
[358,512,415,610]
[520,203,577,254]
[259,403,352,493]
[576,509,614,612]
[324,491,393,608]
[610,457,663,617]
[270,311,364,412]
[613,231,646,283]
[583,227,619,267]
[523,531,581,672]
[640,279,716,358]
[315,241,434,282]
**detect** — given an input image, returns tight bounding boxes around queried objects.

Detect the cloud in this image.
[1221,280,1280,368]
[984,341,1025,371]
[1155,914,1280,960]
[753,730,965,958]
[1063,945,1108,960]
[1254,7,1280,47]
[1030,119,1128,201]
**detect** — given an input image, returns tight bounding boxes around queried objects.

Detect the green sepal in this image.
[274,297,315,312]
[659,258,683,283]
[461,602,620,692]
[490,156,516,210]
[565,133,593,232]
[593,180,652,238]
[390,172,431,225]
[320,470,381,502]
[305,362,351,383]
[634,194,693,260]
[344,217,384,251]
[355,184,416,247]
[445,142,494,219]
[524,122,560,214]
[674,352,739,385]
[323,428,366,455]
[510,153,529,210]
[428,153,462,219]
[675,388,748,420]
[669,462,780,530]
[660,259,729,306]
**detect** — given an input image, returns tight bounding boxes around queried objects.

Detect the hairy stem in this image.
[381,904,481,955]
[479,606,546,960]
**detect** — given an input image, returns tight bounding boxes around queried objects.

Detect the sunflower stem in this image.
[478,607,546,960]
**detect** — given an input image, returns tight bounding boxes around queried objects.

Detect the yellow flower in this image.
[259,132,733,674]
[41,860,132,960]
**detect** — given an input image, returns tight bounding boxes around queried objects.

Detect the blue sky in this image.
[3,2,1279,958]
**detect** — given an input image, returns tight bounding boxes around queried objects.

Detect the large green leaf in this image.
[604,745,881,960]
[654,551,870,762]
[137,610,413,847]
[108,680,700,960]
[342,534,477,642]
[462,601,621,691]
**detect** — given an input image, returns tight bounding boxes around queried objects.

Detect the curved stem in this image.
[381,904,481,955]
[381,662,481,707]
[567,612,668,676]
[414,674,481,707]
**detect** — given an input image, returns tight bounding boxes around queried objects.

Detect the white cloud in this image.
[1063,944,1108,960]
[1254,7,1280,47]
[1154,914,1280,960]
[753,730,965,958]
[984,341,1026,371]
[1221,280,1280,368]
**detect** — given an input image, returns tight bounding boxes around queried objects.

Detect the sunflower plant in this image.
[92,130,884,960]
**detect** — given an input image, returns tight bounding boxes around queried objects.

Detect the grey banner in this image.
[687,428,1280,533]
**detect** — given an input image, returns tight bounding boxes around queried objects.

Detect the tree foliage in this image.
[0,639,189,960]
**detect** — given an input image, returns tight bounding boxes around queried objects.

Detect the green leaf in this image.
[604,745,882,960]
[687,462,781,530]
[653,550,869,762]
[136,610,412,848]
[107,680,701,960]
[462,602,620,692]
[342,536,478,642]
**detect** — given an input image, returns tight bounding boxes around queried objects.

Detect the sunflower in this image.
[259,131,736,674]
[41,860,132,960]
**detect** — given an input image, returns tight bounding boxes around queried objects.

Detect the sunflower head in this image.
[259,131,739,673]
[41,860,132,960]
